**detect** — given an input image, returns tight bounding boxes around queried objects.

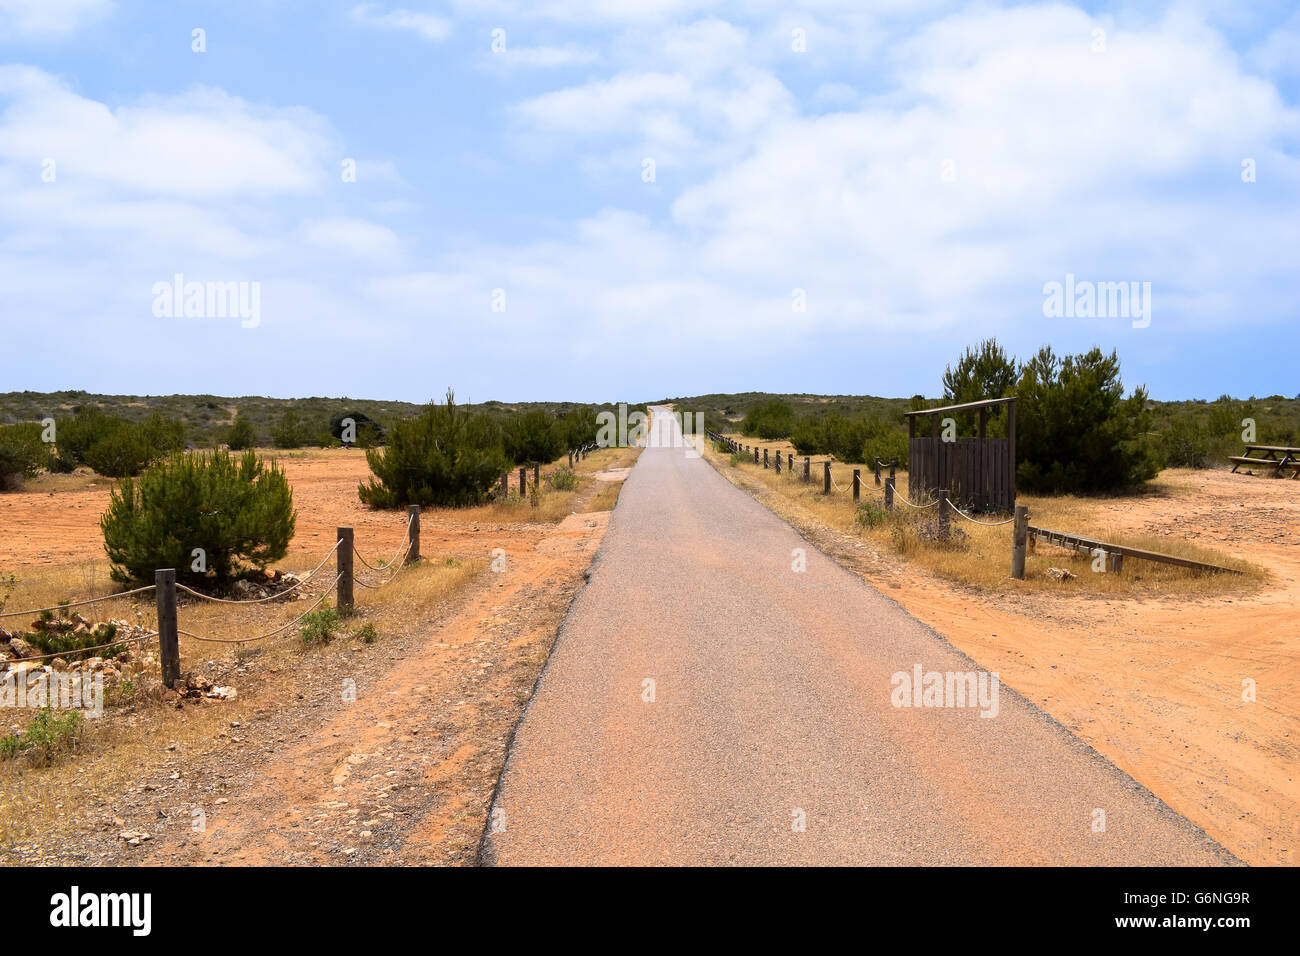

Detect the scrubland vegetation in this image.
[673,337,1300,495]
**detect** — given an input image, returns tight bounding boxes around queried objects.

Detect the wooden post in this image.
[938,488,951,539]
[754,447,759,464]
[885,476,895,510]
[775,451,782,473]
[568,450,574,469]
[763,448,769,468]
[155,568,179,689]
[1111,552,1124,574]
[407,505,420,564]
[823,461,831,495]
[1011,506,1029,580]
[519,467,527,496]
[803,457,810,483]
[853,469,860,501]
[337,527,354,613]
[873,458,881,486]
[533,463,540,487]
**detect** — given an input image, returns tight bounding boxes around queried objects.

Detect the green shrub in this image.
[141,413,187,456]
[855,500,890,529]
[331,411,385,447]
[49,408,184,477]
[359,390,510,509]
[545,468,579,491]
[226,413,257,450]
[1014,346,1160,493]
[1158,416,1215,468]
[504,409,566,465]
[741,400,795,440]
[560,408,600,450]
[355,621,377,644]
[789,411,908,466]
[729,452,745,467]
[49,407,109,469]
[941,338,1018,427]
[82,425,156,478]
[299,607,341,647]
[101,449,296,587]
[1154,396,1252,468]
[24,618,124,661]
[272,409,310,449]
[0,707,82,765]
[864,429,909,469]
[0,422,49,489]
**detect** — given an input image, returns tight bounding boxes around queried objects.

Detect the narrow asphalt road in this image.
[482,408,1236,865]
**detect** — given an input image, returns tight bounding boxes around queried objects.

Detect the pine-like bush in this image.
[359,391,509,508]
[51,409,184,477]
[1015,346,1161,493]
[503,409,566,465]
[101,449,296,587]
[225,413,257,450]
[0,422,50,490]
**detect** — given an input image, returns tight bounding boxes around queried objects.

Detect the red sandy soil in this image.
[3,454,1295,865]
[738,467,1299,866]
[1,449,626,865]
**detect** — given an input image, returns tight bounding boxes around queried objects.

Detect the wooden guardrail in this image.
[1021,524,1241,576]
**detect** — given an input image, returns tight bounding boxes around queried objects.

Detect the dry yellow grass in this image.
[586,483,624,512]
[449,445,641,524]
[706,433,1261,596]
[0,554,487,848]
[18,469,112,494]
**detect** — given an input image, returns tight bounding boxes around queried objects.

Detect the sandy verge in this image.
[704,452,1299,866]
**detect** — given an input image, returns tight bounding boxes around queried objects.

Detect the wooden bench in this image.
[1229,445,1300,478]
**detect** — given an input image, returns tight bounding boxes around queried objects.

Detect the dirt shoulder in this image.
[1,447,638,866]
[702,448,1299,866]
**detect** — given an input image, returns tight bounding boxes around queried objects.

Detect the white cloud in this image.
[0,67,390,331]
[0,0,111,37]
[490,44,599,68]
[514,65,793,168]
[1248,8,1300,76]
[2,2,1298,402]
[301,217,401,259]
[459,0,714,24]
[0,68,332,198]
[517,72,694,133]
[350,3,452,42]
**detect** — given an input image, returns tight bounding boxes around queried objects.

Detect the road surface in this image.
[482,408,1236,865]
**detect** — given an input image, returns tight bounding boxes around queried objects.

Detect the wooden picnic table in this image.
[1229,444,1300,478]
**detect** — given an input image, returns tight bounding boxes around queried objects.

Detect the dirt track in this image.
[483,410,1236,865]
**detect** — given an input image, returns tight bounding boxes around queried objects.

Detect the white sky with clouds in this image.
[0,0,1297,403]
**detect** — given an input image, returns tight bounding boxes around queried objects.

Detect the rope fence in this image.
[2,506,424,688]
[945,498,1017,526]
[8,630,160,666]
[704,427,1023,540]
[0,585,157,619]
[179,575,343,645]
[174,538,344,605]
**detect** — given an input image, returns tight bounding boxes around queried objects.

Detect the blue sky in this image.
[0,0,1297,404]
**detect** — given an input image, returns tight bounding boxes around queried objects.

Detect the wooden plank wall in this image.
[908,437,1013,511]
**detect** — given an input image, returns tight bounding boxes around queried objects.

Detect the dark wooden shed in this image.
[905,397,1016,511]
